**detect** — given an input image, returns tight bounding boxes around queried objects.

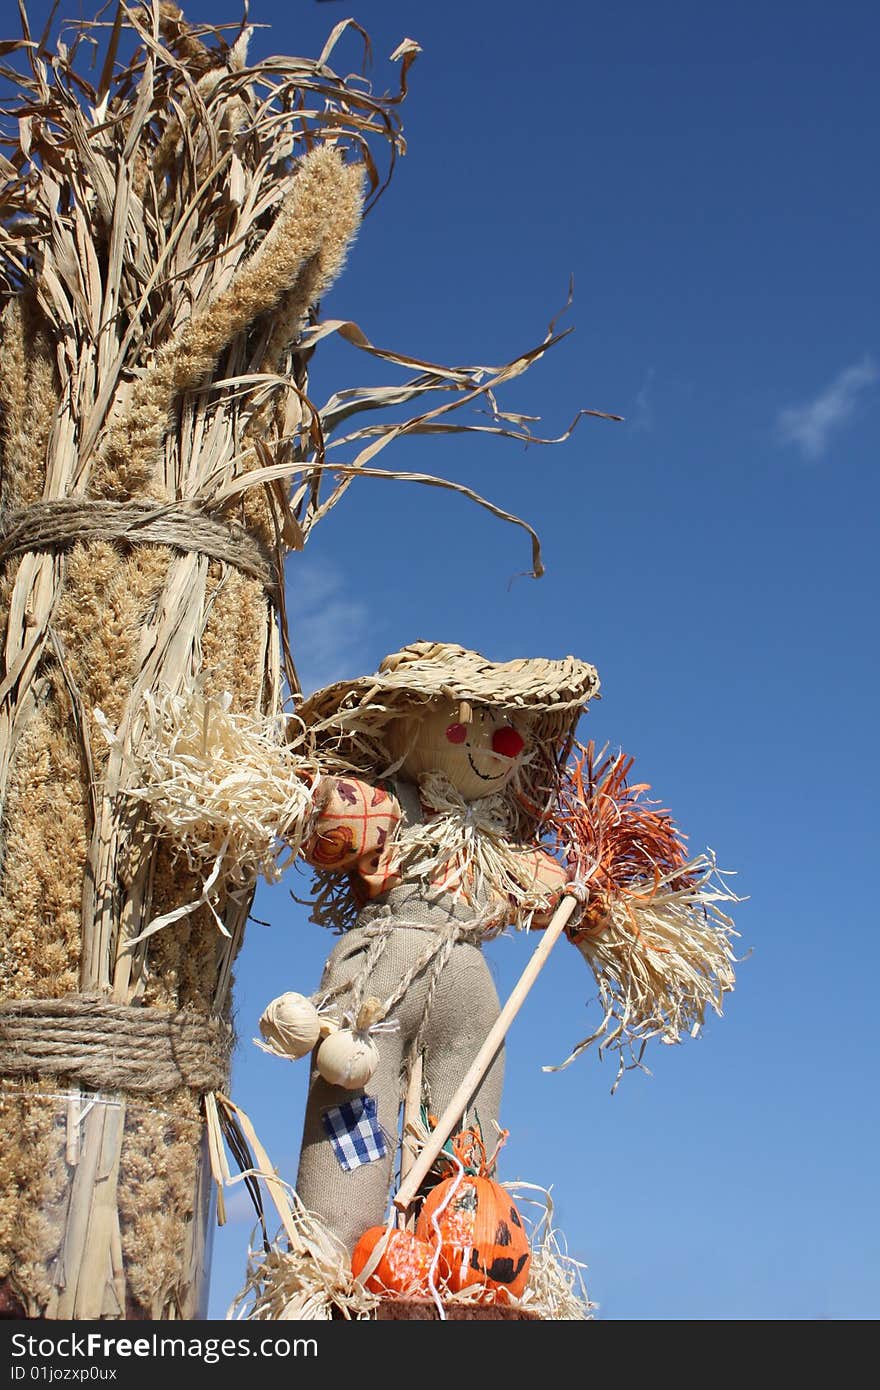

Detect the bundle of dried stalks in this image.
[0,1,615,1318]
[547,743,740,1088]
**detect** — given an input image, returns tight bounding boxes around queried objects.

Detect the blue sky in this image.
[55,0,880,1319]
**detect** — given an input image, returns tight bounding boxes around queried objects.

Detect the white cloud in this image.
[285,560,369,693]
[776,357,878,459]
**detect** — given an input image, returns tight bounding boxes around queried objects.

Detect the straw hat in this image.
[297,640,600,750]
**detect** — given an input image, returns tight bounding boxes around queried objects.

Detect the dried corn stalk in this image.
[0,2,616,1319]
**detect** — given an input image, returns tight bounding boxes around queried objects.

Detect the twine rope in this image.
[319,915,491,1064]
[0,995,233,1095]
[0,499,279,596]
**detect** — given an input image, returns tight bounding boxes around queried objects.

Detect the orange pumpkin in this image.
[351,1225,446,1297]
[416,1174,531,1301]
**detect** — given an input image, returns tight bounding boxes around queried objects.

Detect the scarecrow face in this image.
[388,699,529,801]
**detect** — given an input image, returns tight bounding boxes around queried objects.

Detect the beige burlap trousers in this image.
[294,923,504,1254]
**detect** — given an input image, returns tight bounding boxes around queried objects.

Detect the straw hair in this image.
[95,686,318,943]
[546,743,740,1087]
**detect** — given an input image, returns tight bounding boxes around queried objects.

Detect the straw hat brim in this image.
[297,640,600,741]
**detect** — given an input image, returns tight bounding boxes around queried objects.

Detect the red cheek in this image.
[445,723,467,744]
[491,727,525,759]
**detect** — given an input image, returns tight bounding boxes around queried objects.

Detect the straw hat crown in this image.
[298,640,600,731]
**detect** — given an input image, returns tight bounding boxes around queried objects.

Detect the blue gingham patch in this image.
[322,1095,388,1172]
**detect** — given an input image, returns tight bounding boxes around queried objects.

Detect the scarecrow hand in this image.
[560,872,596,943]
[515,848,569,928]
[302,774,402,875]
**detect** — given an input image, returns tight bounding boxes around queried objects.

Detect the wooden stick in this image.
[393,893,579,1212]
[399,1051,424,1230]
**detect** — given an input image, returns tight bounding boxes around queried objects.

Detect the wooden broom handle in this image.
[393,891,579,1213]
[398,1050,424,1231]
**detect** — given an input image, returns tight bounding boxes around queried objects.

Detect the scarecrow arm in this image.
[393,890,581,1213]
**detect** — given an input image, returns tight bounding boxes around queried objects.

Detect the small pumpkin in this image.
[415,1127,531,1302]
[351,1226,447,1297]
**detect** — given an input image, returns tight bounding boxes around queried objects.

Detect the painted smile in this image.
[466,751,509,782]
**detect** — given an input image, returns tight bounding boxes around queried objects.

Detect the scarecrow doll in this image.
[284,642,599,1253]
[248,640,737,1317]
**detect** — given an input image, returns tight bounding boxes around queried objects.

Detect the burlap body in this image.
[296,777,508,1251]
[295,921,503,1254]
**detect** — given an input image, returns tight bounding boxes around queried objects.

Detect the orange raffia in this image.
[553,741,693,937]
[544,741,740,1084]
[449,1123,509,1178]
[424,1116,508,1184]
